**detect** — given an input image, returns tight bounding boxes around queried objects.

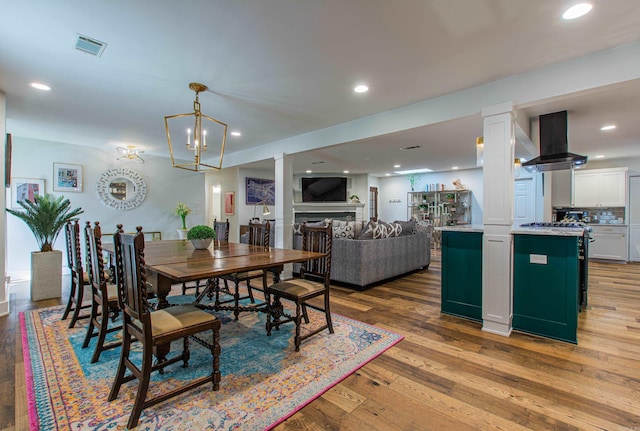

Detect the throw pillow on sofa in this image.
[358,220,400,239]
[332,220,360,239]
[393,219,417,236]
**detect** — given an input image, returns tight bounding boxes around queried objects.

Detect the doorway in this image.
[514,177,536,225]
[369,187,378,221]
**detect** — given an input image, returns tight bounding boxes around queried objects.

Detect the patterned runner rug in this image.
[20,297,402,430]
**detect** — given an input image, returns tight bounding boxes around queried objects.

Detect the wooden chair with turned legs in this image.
[81,221,121,363]
[61,220,91,328]
[265,222,334,352]
[108,226,221,430]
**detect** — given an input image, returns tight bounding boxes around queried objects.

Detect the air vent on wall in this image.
[311,161,326,164]
[73,34,107,57]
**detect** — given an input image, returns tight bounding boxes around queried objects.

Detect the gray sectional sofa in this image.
[242,219,432,288]
[292,219,431,289]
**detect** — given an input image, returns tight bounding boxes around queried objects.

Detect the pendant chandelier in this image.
[164,82,228,172]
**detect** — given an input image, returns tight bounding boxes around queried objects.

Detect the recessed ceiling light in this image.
[393,164,401,168]
[562,3,593,20]
[30,82,51,91]
[343,170,349,174]
[594,155,605,159]
[353,84,369,93]
[600,125,616,131]
[306,169,312,173]
[230,131,241,136]
[452,166,459,170]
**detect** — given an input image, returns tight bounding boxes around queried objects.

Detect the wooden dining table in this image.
[103,239,323,309]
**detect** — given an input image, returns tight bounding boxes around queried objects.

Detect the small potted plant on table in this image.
[175,202,191,239]
[187,225,216,250]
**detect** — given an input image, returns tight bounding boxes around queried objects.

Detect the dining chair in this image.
[81,221,122,363]
[108,226,221,430]
[61,220,91,328]
[197,220,270,320]
[213,218,230,242]
[265,222,334,352]
[181,219,230,296]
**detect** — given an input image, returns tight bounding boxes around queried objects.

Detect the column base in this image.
[482,320,512,337]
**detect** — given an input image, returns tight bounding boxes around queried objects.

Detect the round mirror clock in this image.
[96,168,147,210]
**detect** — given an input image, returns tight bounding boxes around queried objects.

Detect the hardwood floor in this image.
[2,252,640,430]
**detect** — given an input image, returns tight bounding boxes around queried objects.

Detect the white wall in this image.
[6,137,205,279]
[378,168,484,223]
[0,91,7,315]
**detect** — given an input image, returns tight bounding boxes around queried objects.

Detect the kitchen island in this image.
[437,225,484,321]
[437,224,587,343]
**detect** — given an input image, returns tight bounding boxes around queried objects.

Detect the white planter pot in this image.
[30,250,62,301]
[191,238,213,250]
[177,228,188,239]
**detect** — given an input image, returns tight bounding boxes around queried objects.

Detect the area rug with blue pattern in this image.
[20,295,403,430]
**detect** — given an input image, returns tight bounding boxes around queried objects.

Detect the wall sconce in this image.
[252,200,271,221]
[476,136,484,167]
[514,158,522,178]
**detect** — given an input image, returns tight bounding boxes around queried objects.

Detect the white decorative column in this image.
[481,102,516,336]
[274,153,294,278]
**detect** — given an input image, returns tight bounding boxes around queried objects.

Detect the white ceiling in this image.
[2,1,640,176]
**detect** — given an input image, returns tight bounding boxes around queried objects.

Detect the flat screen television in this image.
[301,177,347,202]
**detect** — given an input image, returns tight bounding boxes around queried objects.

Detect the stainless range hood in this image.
[522,110,587,172]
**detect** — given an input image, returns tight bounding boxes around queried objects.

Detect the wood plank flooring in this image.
[2,252,640,430]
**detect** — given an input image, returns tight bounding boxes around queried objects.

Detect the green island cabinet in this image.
[440,230,483,321]
[512,234,579,344]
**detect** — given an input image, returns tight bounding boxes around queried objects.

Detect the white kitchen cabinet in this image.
[589,225,628,261]
[572,168,627,207]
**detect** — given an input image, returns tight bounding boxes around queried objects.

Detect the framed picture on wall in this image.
[246,177,275,205]
[11,178,45,209]
[224,191,235,215]
[53,162,82,192]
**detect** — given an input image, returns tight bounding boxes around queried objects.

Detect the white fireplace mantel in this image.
[293,202,365,222]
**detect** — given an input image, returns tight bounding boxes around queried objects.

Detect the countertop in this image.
[435,225,484,233]
[436,224,586,237]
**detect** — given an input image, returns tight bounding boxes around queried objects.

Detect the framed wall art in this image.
[11,177,45,209]
[245,177,275,205]
[224,191,235,216]
[53,162,83,192]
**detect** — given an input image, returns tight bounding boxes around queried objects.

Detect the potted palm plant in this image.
[6,193,84,300]
[187,225,216,249]
[174,202,191,239]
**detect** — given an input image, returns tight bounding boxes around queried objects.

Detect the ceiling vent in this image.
[400,145,421,151]
[311,161,326,164]
[73,34,107,57]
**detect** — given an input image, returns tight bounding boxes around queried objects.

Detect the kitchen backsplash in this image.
[553,207,626,224]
